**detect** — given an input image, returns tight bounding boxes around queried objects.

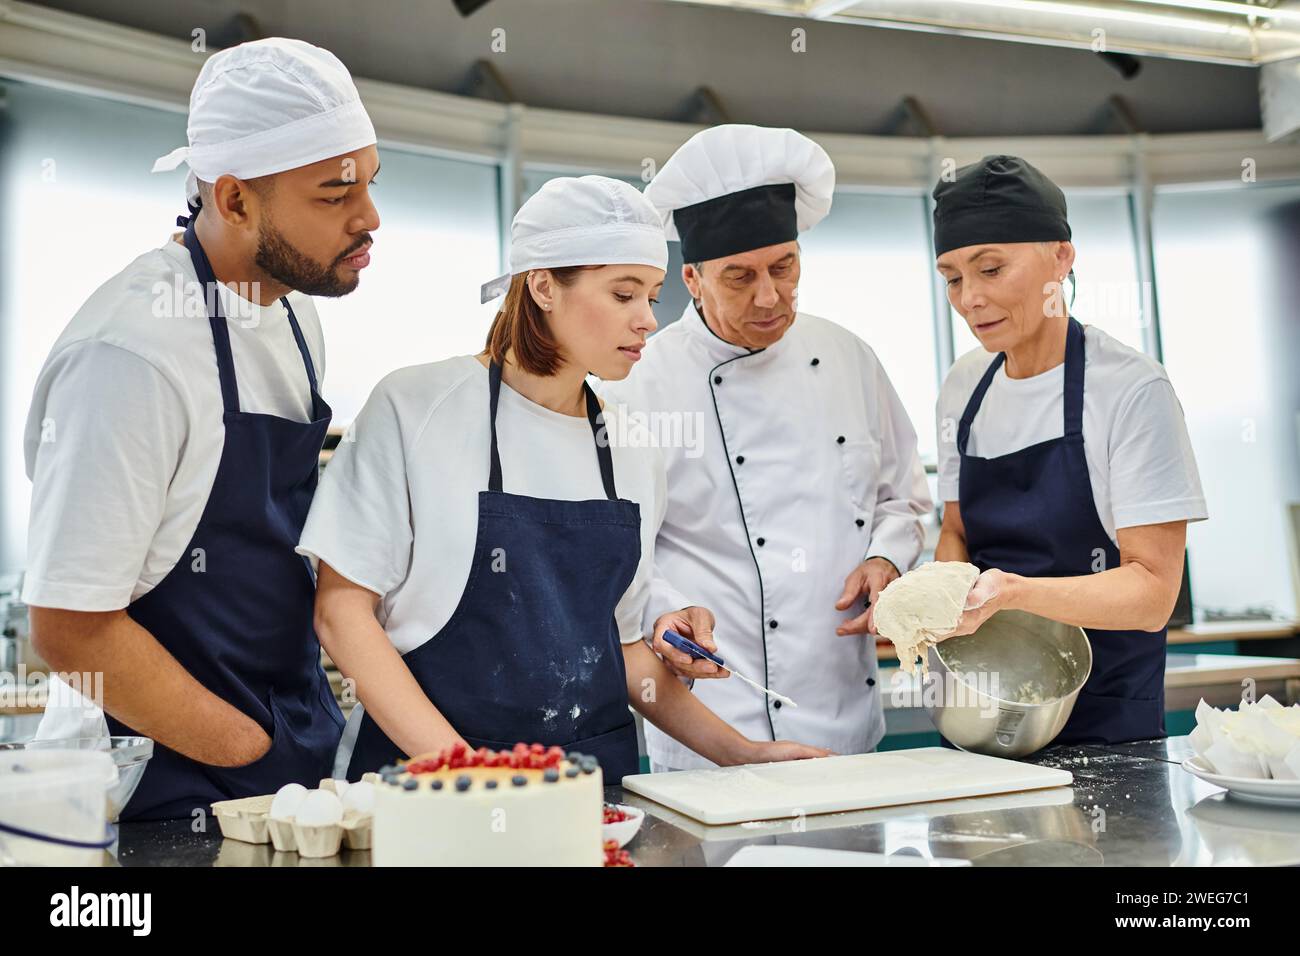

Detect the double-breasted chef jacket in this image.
[601,302,932,771]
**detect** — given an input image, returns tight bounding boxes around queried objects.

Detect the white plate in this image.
[1182,756,1300,807]
[601,804,644,848]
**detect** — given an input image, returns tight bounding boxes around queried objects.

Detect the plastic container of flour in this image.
[0,750,117,866]
[0,736,154,822]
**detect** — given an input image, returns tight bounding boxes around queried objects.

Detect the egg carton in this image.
[211,778,372,857]
[211,794,275,844]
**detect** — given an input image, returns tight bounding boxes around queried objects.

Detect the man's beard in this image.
[254,220,366,298]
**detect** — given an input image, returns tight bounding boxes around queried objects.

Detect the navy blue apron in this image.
[105,215,344,820]
[956,317,1166,746]
[346,359,643,783]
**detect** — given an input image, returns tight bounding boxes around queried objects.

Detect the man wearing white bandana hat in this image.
[23,37,379,820]
[300,175,826,782]
[601,125,932,771]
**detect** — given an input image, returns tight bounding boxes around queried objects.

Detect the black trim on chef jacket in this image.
[708,355,781,736]
[699,307,779,740]
[698,307,889,712]
[696,305,888,719]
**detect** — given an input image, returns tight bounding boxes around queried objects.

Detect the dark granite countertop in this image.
[100,737,1300,867]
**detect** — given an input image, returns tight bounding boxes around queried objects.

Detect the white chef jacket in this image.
[600,304,932,770]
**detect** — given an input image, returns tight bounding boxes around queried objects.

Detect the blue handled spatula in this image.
[661,630,797,708]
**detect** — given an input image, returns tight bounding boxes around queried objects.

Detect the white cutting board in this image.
[621,747,1073,825]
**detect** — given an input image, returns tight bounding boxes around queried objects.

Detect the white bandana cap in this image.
[481,176,668,303]
[152,37,376,205]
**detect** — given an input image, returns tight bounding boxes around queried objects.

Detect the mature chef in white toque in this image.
[601,124,933,772]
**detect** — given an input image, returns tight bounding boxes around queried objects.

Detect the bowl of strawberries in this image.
[601,802,645,849]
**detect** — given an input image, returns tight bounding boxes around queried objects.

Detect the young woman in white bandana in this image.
[301,176,828,781]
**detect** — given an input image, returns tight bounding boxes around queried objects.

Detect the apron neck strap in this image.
[182,217,241,415]
[176,198,201,230]
[180,215,322,413]
[956,316,1086,454]
[584,378,619,501]
[1062,316,1085,439]
[487,360,619,500]
[282,298,320,397]
[957,353,1004,456]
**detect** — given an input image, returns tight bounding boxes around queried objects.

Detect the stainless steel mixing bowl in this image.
[0,736,153,821]
[924,609,1092,758]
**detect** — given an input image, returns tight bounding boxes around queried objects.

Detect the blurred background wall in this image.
[2,0,1298,622]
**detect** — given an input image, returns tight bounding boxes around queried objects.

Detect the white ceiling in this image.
[21,0,1265,136]
[667,0,1300,65]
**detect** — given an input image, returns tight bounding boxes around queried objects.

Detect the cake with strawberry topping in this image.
[370,742,604,867]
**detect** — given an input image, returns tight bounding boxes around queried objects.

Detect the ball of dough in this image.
[873,561,980,674]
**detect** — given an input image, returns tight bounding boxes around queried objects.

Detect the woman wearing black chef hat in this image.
[930,155,1208,746]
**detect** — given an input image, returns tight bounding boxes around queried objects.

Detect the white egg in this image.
[295,788,344,827]
[270,782,309,820]
[342,780,375,814]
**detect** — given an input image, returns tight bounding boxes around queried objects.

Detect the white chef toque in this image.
[480,175,668,303]
[152,37,377,208]
[644,124,835,263]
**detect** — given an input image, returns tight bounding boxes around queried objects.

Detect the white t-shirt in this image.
[936,324,1207,543]
[296,356,665,655]
[22,234,326,612]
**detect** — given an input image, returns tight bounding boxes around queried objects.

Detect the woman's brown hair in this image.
[484,266,598,376]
